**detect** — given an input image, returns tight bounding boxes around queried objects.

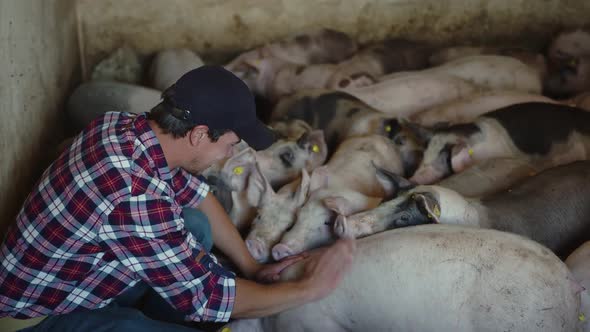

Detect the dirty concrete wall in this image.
[77,0,590,76]
[0,0,80,236]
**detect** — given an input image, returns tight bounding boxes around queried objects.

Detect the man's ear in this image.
[189,125,209,146]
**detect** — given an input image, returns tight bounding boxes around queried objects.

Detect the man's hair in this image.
[147,102,231,141]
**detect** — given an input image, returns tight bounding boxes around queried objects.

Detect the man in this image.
[0,66,355,331]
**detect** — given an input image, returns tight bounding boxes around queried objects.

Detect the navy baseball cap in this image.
[162,65,275,150]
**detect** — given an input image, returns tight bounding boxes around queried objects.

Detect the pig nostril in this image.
[272,243,293,261]
[339,79,350,88]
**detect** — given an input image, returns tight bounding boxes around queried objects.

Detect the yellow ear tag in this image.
[433,204,441,217]
[579,313,586,322]
[312,144,320,153]
[385,125,392,133]
[468,148,474,156]
[221,327,232,332]
[233,166,244,175]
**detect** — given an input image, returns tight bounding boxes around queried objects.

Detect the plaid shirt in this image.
[0,112,235,322]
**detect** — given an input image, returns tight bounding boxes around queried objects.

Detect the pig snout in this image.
[333,215,350,239]
[246,238,269,263]
[272,243,296,261]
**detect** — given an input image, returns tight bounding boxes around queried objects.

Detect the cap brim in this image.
[234,120,276,151]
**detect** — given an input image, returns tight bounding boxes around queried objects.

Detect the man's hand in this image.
[299,238,356,301]
[255,253,308,283]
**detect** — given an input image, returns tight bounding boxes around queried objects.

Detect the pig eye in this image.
[279,150,295,168]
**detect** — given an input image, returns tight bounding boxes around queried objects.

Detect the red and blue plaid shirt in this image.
[0,112,235,322]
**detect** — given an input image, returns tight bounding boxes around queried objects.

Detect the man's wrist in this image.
[242,260,262,279]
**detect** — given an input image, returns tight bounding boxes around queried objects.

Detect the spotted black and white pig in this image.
[337,161,590,259]
[410,102,590,184]
[225,225,581,332]
[226,29,357,97]
[271,89,424,161]
[408,90,557,127]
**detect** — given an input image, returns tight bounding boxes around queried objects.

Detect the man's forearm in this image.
[198,194,260,278]
[231,278,312,318]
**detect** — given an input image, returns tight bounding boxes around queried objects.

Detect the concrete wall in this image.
[77,0,590,76]
[0,0,80,235]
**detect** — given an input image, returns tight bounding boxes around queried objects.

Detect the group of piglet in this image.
[65,28,590,331]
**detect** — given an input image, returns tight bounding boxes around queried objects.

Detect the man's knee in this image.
[182,208,213,252]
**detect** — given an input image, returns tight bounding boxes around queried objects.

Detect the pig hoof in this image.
[246,238,268,263]
[272,243,294,261]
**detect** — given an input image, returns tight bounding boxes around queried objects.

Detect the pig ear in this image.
[246,162,274,208]
[400,120,434,145]
[411,192,441,224]
[323,196,353,216]
[450,142,474,173]
[309,166,329,193]
[294,169,311,207]
[303,130,328,170]
[372,162,415,200]
[222,148,256,191]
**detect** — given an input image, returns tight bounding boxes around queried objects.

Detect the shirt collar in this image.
[132,113,179,181]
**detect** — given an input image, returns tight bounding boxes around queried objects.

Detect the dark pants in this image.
[22,208,213,332]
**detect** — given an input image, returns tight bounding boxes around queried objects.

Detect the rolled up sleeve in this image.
[173,170,210,208]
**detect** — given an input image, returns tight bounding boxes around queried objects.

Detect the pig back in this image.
[274,225,580,332]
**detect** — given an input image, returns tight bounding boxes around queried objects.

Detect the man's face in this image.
[186,130,241,174]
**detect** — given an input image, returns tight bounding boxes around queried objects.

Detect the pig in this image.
[545,29,590,98]
[232,38,431,100]
[226,29,357,96]
[261,62,341,100]
[324,38,433,89]
[409,102,590,184]
[66,81,162,132]
[269,118,314,141]
[205,130,327,231]
[225,225,581,332]
[408,90,558,127]
[437,157,543,197]
[339,72,479,117]
[244,167,311,262]
[271,135,406,260]
[565,91,590,111]
[565,241,590,332]
[148,48,204,90]
[226,28,357,69]
[271,89,424,157]
[428,46,547,78]
[255,129,328,189]
[544,55,590,98]
[548,29,590,64]
[337,161,590,258]
[380,55,543,93]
